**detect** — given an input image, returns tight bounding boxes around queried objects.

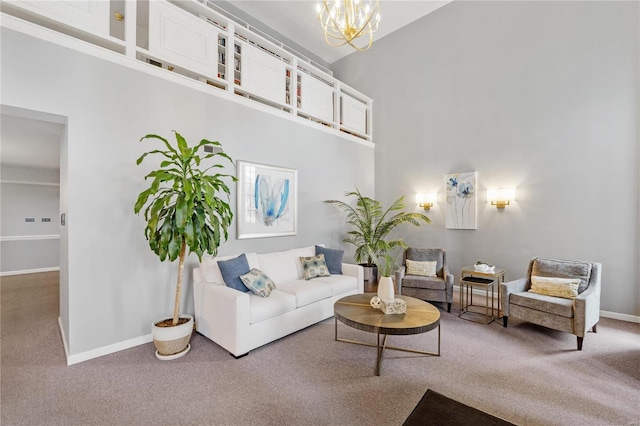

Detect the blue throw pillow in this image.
[218,254,251,292]
[315,245,343,275]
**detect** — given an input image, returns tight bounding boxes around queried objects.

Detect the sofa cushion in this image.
[313,274,357,296]
[289,245,317,278]
[240,268,276,297]
[510,291,574,318]
[258,250,300,283]
[300,255,331,280]
[529,276,580,299]
[200,253,259,284]
[402,275,446,290]
[276,280,332,307]
[315,245,344,275]
[249,290,296,324]
[406,259,437,277]
[218,254,251,292]
[531,257,592,294]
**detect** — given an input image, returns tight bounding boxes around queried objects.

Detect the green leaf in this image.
[175,194,187,231]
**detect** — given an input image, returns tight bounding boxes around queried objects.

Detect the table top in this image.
[461,266,505,277]
[334,293,440,336]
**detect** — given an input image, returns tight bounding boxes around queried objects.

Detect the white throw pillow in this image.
[406,259,437,277]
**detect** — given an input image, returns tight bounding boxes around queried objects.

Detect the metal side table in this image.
[458,276,495,324]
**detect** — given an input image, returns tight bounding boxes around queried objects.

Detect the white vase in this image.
[377,276,395,303]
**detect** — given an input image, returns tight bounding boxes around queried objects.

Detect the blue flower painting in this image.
[255,175,289,226]
[446,172,477,229]
[237,161,298,239]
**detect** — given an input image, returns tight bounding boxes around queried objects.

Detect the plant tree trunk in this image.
[172,240,187,326]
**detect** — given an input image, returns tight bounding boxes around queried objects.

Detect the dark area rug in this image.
[403,389,516,426]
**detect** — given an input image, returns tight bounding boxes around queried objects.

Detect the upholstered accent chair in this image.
[396,248,454,312]
[501,257,601,350]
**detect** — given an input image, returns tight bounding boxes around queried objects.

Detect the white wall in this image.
[1,27,374,356]
[1,165,60,273]
[333,1,639,316]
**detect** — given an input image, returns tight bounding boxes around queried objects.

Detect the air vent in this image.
[203,145,223,154]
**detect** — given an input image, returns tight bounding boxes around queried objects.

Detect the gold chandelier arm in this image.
[317,0,380,51]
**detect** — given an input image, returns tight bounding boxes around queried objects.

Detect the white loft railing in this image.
[0,0,373,144]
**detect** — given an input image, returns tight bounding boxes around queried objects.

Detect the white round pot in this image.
[152,314,193,360]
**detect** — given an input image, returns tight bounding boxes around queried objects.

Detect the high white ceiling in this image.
[226,0,452,64]
[1,115,63,170]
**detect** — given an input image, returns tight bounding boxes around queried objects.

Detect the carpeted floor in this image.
[1,272,639,425]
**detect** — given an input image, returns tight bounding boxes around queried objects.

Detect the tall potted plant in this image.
[324,187,430,284]
[134,131,237,360]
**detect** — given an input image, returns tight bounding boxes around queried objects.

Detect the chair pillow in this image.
[406,259,437,277]
[300,254,331,280]
[529,275,580,299]
[315,245,343,275]
[239,268,276,297]
[218,254,251,292]
[531,258,592,294]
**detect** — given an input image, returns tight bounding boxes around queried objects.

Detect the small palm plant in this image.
[324,187,431,266]
[134,131,237,327]
[374,249,400,278]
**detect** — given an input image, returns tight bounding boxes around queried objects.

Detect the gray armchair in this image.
[396,248,454,312]
[501,257,601,350]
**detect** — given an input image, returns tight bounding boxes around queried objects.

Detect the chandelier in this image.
[317,0,381,51]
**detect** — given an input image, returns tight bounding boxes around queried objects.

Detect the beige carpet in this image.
[1,272,639,425]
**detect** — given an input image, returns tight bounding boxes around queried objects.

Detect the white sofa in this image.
[193,245,364,357]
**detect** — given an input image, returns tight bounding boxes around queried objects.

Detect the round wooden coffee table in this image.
[334,293,441,375]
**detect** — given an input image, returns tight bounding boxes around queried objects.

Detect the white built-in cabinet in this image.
[299,72,335,124]
[239,42,288,106]
[2,0,373,142]
[148,0,220,80]
[5,0,110,36]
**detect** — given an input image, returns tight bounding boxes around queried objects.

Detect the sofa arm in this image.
[396,266,406,294]
[501,278,528,317]
[443,267,454,301]
[342,263,364,293]
[193,281,251,356]
[574,265,601,336]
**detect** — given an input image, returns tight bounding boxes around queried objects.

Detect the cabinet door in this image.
[299,73,334,123]
[241,44,286,105]
[341,94,368,134]
[149,1,218,78]
[8,0,110,36]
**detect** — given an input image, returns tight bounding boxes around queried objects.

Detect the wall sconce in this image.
[415,192,437,210]
[487,188,516,209]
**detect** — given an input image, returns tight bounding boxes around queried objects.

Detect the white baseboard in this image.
[65,332,153,366]
[600,310,640,324]
[57,317,70,360]
[1,267,59,276]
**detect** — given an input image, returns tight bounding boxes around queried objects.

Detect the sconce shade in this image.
[487,188,516,209]
[416,192,437,210]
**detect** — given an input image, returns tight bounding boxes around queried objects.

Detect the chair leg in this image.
[592,323,597,333]
[447,302,451,313]
[502,316,508,327]
[577,336,583,351]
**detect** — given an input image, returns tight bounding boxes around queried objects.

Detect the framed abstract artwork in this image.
[236,160,297,239]
[445,171,477,230]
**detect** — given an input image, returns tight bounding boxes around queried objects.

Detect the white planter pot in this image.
[377,276,395,303]
[152,314,193,360]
